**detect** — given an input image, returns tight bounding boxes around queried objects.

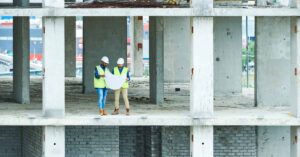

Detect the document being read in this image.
[104,70,127,90]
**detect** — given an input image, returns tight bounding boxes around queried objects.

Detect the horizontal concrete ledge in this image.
[0,8,300,16]
[0,114,298,126]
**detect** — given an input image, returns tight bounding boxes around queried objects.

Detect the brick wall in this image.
[65,126,119,157]
[22,126,43,157]
[119,126,147,157]
[214,126,257,157]
[145,126,162,157]
[161,126,190,157]
[136,126,145,156]
[119,126,137,157]
[0,126,21,157]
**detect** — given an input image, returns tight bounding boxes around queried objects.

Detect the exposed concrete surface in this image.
[43,17,65,117]
[190,17,214,115]
[214,17,242,96]
[13,16,30,104]
[149,17,164,104]
[83,17,127,93]
[164,17,191,83]
[44,126,65,157]
[133,16,144,77]
[65,17,76,77]
[13,0,30,104]
[1,8,300,17]
[256,17,291,107]
[290,17,300,118]
[258,126,291,157]
[0,78,297,126]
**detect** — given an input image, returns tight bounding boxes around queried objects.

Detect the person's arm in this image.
[94,67,100,79]
[127,71,130,81]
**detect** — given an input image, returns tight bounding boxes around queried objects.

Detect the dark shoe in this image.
[126,108,130,116]
[112,108,119,115]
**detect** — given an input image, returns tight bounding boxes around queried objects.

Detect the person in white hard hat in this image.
[112,58,131,116]
[94,56,110,116]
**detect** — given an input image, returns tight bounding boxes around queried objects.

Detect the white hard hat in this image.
[101,56,109,64]
[117,58,125,65]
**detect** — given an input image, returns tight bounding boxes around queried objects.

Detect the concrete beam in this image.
[65,17,76,77]
[133,16,144,77]
[42,0,64,8]
[12,0,30,104]
[43,126,65,157]
[2,8,300,17]
[42,16,65,117]
[149,17,164,104]
[214,17,242,95]
[82,17,127,93]
[255,17,291,107]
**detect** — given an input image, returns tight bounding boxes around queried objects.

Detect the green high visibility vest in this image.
[94,65,107,88]
[114,67,129,89]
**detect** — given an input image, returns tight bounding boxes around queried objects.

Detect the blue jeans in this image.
[96,88,108,109]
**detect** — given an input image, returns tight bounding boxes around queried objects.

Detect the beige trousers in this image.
[114,88,130,109]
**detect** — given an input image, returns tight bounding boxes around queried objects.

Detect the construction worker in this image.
[94,56,110,116]
[112,58,130,116]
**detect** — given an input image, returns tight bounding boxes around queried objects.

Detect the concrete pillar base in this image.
[43,126,65,157]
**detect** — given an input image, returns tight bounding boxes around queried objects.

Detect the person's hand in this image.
[126,78,129,81]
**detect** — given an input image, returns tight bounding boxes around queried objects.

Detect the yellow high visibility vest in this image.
[114,67,129,89]
[94,65,107,88]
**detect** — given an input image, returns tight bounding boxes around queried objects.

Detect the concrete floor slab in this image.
[0,78,297,126]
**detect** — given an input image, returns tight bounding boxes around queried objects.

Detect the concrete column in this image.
[164,17,191,83]
[43,126,65,157]
[83,17,127,93]
[149,17,164,104]
[42,1,65,156]
[255,17,292,157]
[42,16,65,117]
[214,17,242,95]
[190,126,213,157]
[12,0,30,104]
[255,17,291,107]
[290,15,300,157]
[65,17,76,77]
[133,16,144,77]
[129,17,134,74]
[190,17,214,157]
[291,126,300,157]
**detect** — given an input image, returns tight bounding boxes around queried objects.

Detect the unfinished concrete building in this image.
[0,0,299,156]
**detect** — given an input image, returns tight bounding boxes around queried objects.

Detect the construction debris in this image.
[66,0,189,8]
